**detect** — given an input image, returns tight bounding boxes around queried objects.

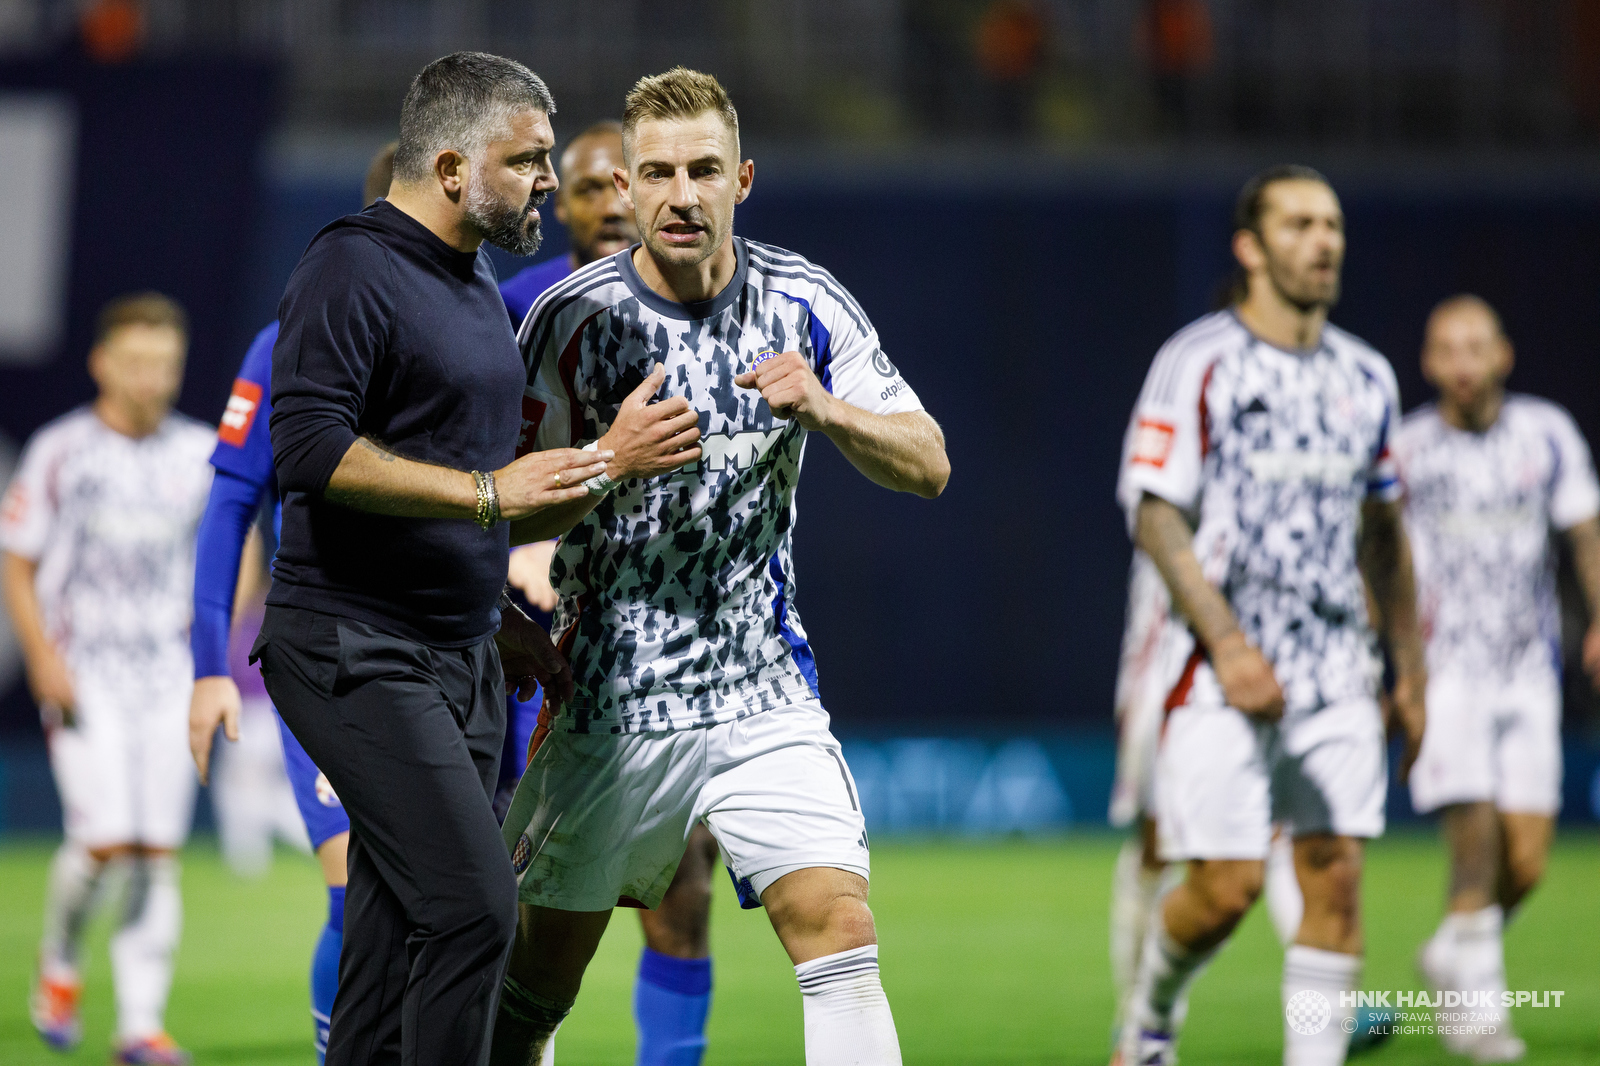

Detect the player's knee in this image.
[1193,861,1262,925]
[766,877,875,948]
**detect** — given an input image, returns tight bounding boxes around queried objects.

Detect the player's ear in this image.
[1496,337,1515,382]
[733,159,754,205]
[1232,228,1265,273]
[614,166,634,211]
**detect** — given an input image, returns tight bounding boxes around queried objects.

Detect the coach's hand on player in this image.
[1210,632,1284,721]
[189,675,242,785]
[598,363,703,479]
[734,350,834,431]
[1390,669,1427,783]
[496,606,574,706]
[495,448,613,520]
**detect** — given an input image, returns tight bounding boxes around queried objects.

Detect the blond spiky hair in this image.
[622,67,739,164]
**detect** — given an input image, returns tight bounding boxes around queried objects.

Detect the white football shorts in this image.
[502,698,870,911]
[48,668,197,850]
[1156,663,1387,861]
[1409,657,1562,816]
[1109,626,1195,827]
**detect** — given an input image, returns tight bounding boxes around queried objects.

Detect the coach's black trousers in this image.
[254,605,515,1066]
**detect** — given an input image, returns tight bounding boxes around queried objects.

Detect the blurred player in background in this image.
[1114,165,1427,1066]
[1395,295,1600,1063]
[492,68,949,1066]
[499,116,721,1066]
[188,144,395,1065]
[3,294,214,1065]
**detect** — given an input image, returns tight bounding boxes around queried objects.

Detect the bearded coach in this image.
[254,52,699,1065]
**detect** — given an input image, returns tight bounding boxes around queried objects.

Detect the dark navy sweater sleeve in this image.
[270,231,394,495]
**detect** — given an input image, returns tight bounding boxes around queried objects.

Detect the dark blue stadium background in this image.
[2,62,1599,816]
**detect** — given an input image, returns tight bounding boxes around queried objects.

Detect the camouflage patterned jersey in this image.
[519,238,924,734]
[1116,311,1402,720]
[1393,395,1599,682]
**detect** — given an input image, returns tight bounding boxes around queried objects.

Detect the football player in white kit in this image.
[1394,295,1600,1063]
[1113,166,1428,1066]
[490,68,949,1066]
[1,294,215,1065]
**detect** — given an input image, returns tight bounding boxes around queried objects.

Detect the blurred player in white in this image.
[1395,295,1600,1063]
[2,294,215,1065]
[491,68,949,1066]
[1113,166,1427,1066]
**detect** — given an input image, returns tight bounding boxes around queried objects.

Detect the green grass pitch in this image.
[1,832,1595,1064]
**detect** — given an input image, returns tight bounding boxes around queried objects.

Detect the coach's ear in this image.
[435,148,467,202]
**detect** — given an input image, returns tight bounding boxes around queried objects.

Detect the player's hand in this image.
[1584,621,1600,692]
[1390,669,1427,784]
[1210,632,1284,721]
[598,363,703,480]
[26,645,76,728]
[495,606,573,706]
[189,675,242,786]
[507,540,559,613]
[495,448,613,521]
[733,350,836,431]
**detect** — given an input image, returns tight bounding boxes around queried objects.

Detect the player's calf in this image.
[1293,833,1363,953]
[1165,859,1263,950]
[1496,812,1552,914]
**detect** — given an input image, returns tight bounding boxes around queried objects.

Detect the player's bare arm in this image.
[1564,514,1600,687]
[510,363,703,544]
[734,350,949,498]
[1134,493,1285,720]
[325,438,608,520]
[1,551,75,721]
[496,599,574,705]
[1357,496,1426,779]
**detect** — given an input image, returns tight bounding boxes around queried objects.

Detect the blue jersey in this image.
[213,322,281,519]
[500,256,573,332]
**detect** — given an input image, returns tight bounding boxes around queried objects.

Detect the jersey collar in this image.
[617,237,748,321]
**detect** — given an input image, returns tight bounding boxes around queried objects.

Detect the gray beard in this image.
[467,183,543,257]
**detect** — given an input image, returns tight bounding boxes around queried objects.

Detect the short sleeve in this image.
[520,306,586,455]
[210,322,278,488]
[0,429,59,561]
[1545,404,1600,530]
[1115,344,1214,528]
[1362,357,1403,503]
[807,284,923,417]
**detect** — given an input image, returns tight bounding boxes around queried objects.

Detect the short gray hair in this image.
[394,52,555,184]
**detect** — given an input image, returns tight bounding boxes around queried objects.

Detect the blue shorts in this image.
[275,709,350,849]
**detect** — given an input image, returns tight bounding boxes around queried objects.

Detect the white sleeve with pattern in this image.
[814,283,923,417]
[0,430,58,561]
[520,307,581,454]
[1546,403,1600,530]
[1115,343,1211,527]
[1362,355,1403,502]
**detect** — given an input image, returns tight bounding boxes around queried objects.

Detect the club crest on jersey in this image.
[1130,418,1176,468]
[314,772,341,808]
[751,348,780,370]
[217,378,263,448]
[511,832,533,875]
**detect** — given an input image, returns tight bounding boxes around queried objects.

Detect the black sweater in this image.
[268,200,524,647]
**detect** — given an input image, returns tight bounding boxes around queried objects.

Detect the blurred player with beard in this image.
[1113,165,1427,1066]
[254,53,618,1065]
[4,294,214,1064]
[498,119,722,1066]
[491,68,949,1066]
[1396,295,1600,1063]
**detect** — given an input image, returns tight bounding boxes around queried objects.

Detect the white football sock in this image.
[1452,906,1511,1027]
[1264,832,1304,948]
[1127,918,1219,1036]
[39,842,118,981]
[795,945,901,1066]
[110,854,182,1040]
[1110,836,1165,1000]
[1282,945,1359,1066]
